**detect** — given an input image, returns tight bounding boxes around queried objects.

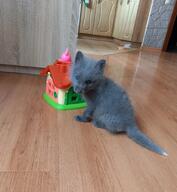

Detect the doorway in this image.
[77,0,152,56]
[167,16,177,52]
[163,0,177,52]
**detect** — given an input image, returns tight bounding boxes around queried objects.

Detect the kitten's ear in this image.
[75,51,84,64]
[96,59,106,72]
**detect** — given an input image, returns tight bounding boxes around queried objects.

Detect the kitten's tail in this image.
[127,127,168,156]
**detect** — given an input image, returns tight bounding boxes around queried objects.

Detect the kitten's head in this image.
[71,51,106,93]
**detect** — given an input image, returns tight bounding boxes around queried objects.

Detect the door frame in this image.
[162,0,177,51]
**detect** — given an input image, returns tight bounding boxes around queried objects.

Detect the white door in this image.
[113,0,140,41]
[93,0,118,36]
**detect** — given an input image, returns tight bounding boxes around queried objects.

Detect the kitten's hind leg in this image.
[93,114,124,134]
[93,119,106,129]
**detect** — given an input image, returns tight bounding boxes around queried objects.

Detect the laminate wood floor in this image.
[0,50,177,192]
[77,38,138,55]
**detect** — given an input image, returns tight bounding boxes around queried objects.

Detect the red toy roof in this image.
[40,60,72,89]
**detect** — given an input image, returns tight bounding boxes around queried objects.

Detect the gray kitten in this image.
[71,51,167,156]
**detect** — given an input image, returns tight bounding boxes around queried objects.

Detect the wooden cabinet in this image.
[0,0,19,66]
[79,0,140,39]
[79,0,118,36]
[79,0,150,43]
[0,0,79,68]
[113,0,140,41]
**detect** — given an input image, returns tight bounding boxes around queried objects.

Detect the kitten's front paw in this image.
[75,115,90,122]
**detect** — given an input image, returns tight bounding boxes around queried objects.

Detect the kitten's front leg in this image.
[75,107,94,123]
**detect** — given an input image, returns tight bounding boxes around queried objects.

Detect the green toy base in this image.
[43,93,87,110]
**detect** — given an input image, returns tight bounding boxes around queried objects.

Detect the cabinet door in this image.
[113,0,140,41]
[0,0,19,65]
[79,0,97,34]
[93,0,118,36]
[113,0,125,39]
[0,0,79,68]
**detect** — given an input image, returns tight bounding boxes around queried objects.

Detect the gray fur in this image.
[71,51,168,156]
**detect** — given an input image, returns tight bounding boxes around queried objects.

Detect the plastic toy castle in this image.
[40,49,86,110]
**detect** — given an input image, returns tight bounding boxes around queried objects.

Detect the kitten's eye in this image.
[85,80,92,85]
